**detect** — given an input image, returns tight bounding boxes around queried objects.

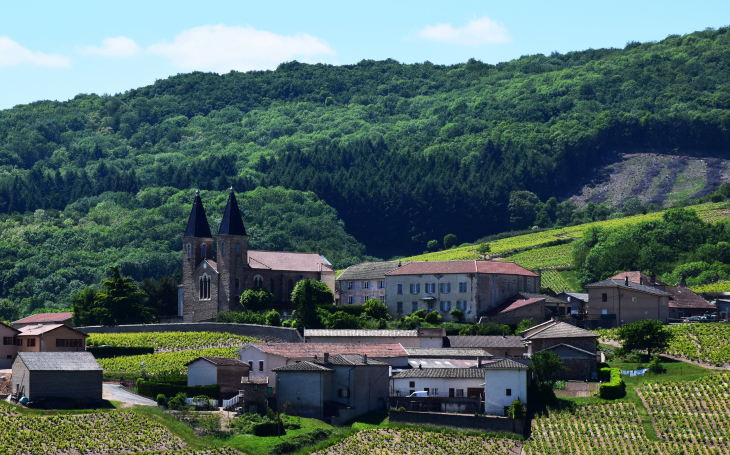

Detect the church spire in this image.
[218,187,247,236]
[184,189,212,238]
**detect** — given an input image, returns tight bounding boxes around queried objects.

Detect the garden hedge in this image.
[599,368,625,399]
[136,379,220,400]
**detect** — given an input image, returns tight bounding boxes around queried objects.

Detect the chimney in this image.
[363,355,367,364]
[323,352,329,364]
[679,277,687,288]
[478,358,482,368]
[624,276,629,286]
[651,273,656,284]
[418,363,422,369]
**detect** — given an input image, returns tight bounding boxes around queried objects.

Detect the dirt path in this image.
[600,338,730,370]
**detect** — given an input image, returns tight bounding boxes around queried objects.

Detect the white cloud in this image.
[147,24,335,72]
[0,36,70,68]
[76,36,140,57]
[418,16,511,45]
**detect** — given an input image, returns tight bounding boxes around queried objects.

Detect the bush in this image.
[168,392,189,411]
[156,393,166,406]
[270,428,333,455]
[507,399,525,419]
[136,379,220,400]
[599,368,626,399]
[252,421,285,437]
[449,308,465,323]
[424,311,442,324]
[397,407,406,412]
[648,354,666,373]
[412,310,426,319]
[87,346,154,358]
[265,309,281,327]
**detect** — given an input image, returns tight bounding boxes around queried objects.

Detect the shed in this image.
[12,351,102,402]
[185,357,250,399]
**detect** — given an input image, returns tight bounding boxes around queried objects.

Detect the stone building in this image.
[520,320,599,380]
[384,261,540,323]
[584,276,670,328]
[181,189,336,322]
[337,262,409,305]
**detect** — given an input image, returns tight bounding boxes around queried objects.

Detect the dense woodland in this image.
[2,27,730,316]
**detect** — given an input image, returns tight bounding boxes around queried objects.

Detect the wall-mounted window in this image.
[412,302,418,313]
[440,283,451,293]
[254,276,263,288]
[506,389,512,396]
[379,280,385,289]
[259,361,264,372]
[347,281,354,290]
[397,284,403,294]
[602,309,608,315]
[602,293,608,302]
[409,381,415,388]
[455,389,464,397]
[347,296,354,305]
[199,276,211,299]
[270,278,275,292]
[248,361,253,370]
[362,281,370,289]
[2,337,14,346]
[440,301,452,312]
[253,385,258,391]
[15,339,22,347]
[397,302,403,313]
[458,282,467,293]
[27,338,35,347]
[337,389,350,398]
[410,283,420,294]
[379,295,385,302]
[425,283,435,294]
[632,297,637,302]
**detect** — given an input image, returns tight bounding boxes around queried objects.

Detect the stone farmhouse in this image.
[520,320,599,380]
[181,188,335,322]
[444,335,527,358]
[585,276,670,328]
[336,261,409,305]
[383,260,540,323]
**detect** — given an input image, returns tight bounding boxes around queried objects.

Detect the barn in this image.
[12,352,102,402]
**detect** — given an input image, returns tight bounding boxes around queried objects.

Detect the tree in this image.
[450,308,465,323]
[443,234,458,249]
[139,275,178,319]
[240,287,274,313]
[291,279,334,329]
[616,319,673,356]
[427,240,439,251]
[363,299,389,320]
[321,310,361,329]
[622,198,643,216]
[530,350,568,384]
[476,243,491,255]
[516,318,534,334]
[508,191,540,229]
[90,266,153,325]
[71,287,98,326]
[264,309,281,327]
[424,311,442,324]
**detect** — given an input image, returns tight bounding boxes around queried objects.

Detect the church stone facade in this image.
[182,189,336,322]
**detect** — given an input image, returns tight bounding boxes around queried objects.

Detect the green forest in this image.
[2,26,730,316]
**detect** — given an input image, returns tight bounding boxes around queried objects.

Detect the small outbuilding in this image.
[185,357,250,400]
[238,375,269,414]
[12,351,102,402]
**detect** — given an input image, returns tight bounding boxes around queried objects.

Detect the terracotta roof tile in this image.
[611,271,668,286]
[305,329,418,337]
[391,368,487,379]
[312,354,390,366]
[522,321,599,340]
[13,312,73,324]
[586,279,670,296]
[385,260,538,277]
[482,297,544,318]
[18,324,89,337]
[239,342,408,359]
[248,251,333,273]
[666,286,716,309]
[241,376,269,384]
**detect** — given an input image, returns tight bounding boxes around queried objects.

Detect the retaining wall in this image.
[389,410,524,435]
[77,323,302,343]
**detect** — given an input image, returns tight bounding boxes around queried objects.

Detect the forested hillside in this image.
[1,27,730,267]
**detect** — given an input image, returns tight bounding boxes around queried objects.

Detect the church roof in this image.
[184,190,212,238]
[248,251,334,272]
[218,188,248,236]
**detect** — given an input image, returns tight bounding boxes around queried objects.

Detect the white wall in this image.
[187,361,217,387]
[390,377,484,397]
[385,273,478,322]
[484,369,527,415]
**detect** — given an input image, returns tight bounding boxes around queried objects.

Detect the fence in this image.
[222,395,240,409]
[186,397,218,408]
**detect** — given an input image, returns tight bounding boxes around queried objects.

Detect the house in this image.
[520,320,599,380]
[337,262,409,305]
[665,286,716,319]
[404,347,493,361]
[12,352,102,402]
[555,293,589,315]
[185,357,251,400]
[0,321,20,369]
[16,324,88,352]
[389,359,529,416]
[304,328,445,348]
[384,260,540,323]
[610,271,666,287]
[237,342,409,390]
[479,292,569,325]
[12,312,74,330]
[238,376,269,414]
[584,276,670,327]
[444,336,527,358]
[181,189,335,321]
[273,353,390,421]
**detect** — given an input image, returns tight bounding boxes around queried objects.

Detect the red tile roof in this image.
[610,271,667,286]
[241,342,407,359]
[248,251,334,273]
[386,260,538,277]
[666,286,716,309]
[17,323,89,337]
[13,312,73,325]
[482,297,545,317]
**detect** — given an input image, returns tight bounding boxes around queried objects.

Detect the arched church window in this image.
[237,243,241,255]
[270,278,275,293]
[235,278,240,290]
[222,243,225,255]
[201,244,207,258]
[199,277,203,299]
[254,275,263,288]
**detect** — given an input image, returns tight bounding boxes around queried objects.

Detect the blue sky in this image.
[1,0,729,110]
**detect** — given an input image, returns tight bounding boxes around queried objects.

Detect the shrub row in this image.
[598,368,625,399]
[88,346,154,358]
[136,379,220,400]
[270,428,333,454]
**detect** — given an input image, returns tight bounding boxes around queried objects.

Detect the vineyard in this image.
[0,410,188,455]
[525,402,726,455]
[97,348,239,375]
[641,373,730,446]
[311,429,520,455]
[87,332,257,352]
[597,324,730,367]
[502,243,573,270]
[538,270,575,293]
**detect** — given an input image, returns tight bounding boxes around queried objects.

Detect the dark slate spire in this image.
[219,187,248,236]
[184,190,212,238]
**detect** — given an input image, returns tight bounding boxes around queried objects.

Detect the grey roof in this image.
[337,261,410,281]
[273,361,334,372]
[391,368,488,379]
[480,358,530,370]
[16,352,101,371]
[446,336,525,349]
[557,292,589,303]
[520,293,565,305]
[312,354,390,366]
[542,343,596,356]
[585,279,670,296]
[184,190,212,238]
[218,188,247,236]
[404,348,493,358]
[408,359,481,369]
[522,321,599,340]
[306,329,418,337]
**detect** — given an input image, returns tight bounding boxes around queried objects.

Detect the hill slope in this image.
[3,27,730,256]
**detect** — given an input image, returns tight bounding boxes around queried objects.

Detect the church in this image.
[181,188,336,322]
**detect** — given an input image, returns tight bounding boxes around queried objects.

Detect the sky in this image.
[1,0,729,110]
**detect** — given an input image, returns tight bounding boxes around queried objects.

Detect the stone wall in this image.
[389,410,524,435]
[77,322,303,343]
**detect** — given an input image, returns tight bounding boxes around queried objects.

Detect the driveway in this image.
[102,384,157,406]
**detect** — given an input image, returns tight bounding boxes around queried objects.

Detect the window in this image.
[379,295,385,302]
[506,389,512,396]
[410,283,420,294]
[27,338,35,347]
[56,339,66,347]
[15,339,22,347]
[602,309,608,315]
[409,390,415,395]
[425,283,435,294]
[411,302,418,313]
[254,276,263,288]
[288,280,294,294]
[427,301,434,312]
[455,389,464,397]
[397,284,403,294]
[199,276,211,299]
[5,355,10,359]
[237,243,241,255]
[253,385,258,391]
[440,283,451,293]
[222,243,225,255]
[456,301,467,311]
[362,296,366,304]
[347,296,354,305]
[235,279,240,290]
[379,280,385,289]
[362,281,370,289]
[270,278,275,292]
[432,388,439,397]
[347,281,354,290]
[3,337,13,346]
[409,381,415,388]
[448,388,455,397]
[459,282,467,293]
[602,293,608,302]
[423,388,429,395]
[259,361,264,372]
[248,361,253,370]
[187,244,191,258]
[441,301,451,312]
[201,244,207,257]
[338,389,350,398]
[397,302,403,313]
[632,297,637,302]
